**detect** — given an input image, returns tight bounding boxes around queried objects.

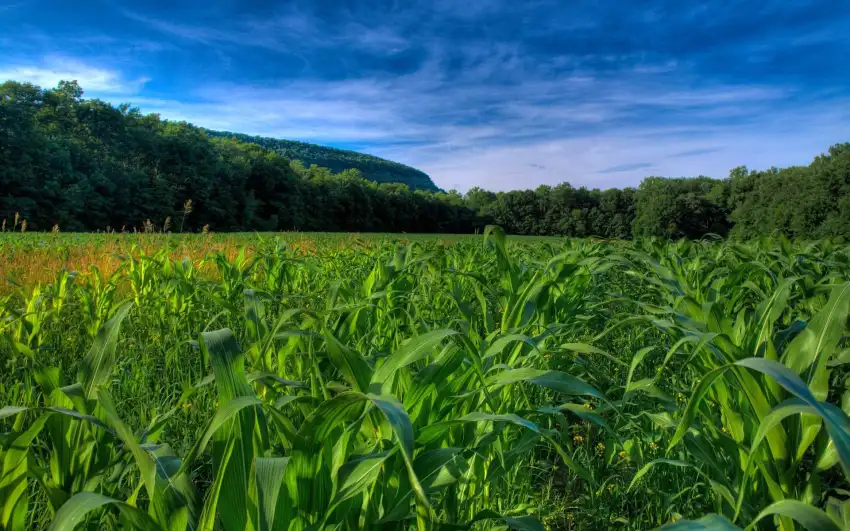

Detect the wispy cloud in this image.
[598,162,654,174]
[669,147,723,158]
[121,6,419,57]
[121,11,226,45]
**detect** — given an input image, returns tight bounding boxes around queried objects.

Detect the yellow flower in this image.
[566,512,574,521]
[573,434,584,444]
[649,441,659,451]
[596,442,606,454]
[544,353,552,359]
[618,451,627,458]
[583,402,594,410]
[721,426,728,433]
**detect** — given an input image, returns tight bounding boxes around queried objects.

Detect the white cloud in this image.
[0,56,149,93]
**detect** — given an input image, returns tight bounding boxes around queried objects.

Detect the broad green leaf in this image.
[301,392,369,442]
[465,510,546,531]
[748,398,817,461]
[658,514,741,530]
[380,449,470,522]
[254,457,291,531]
[200,328,262,531]
[1,414,49,529]
[97,390,197,528]
[372,329,458,389]
[48,492,158,531]
[484,333,539,360]
[0,405,110,432]
[366,394,431,514]
[485,368,603,398]
[201,328,254,402]
[668,365,731,451]
[415,448,469,491]
[736,357,850,479]
[78,301,132,398]
[324,328,373,392]
[628,459,700,492]
[753,500,841,531]
[626,346,656,391]
[561,342,628,367]
[178,395,263,475]
[244,289,267,345]
[418,412,541,443]
[199,435,237,531]
[327,452,390,514]
[784,283,850,385]
[785,284,850,466]
[417,411,594,483]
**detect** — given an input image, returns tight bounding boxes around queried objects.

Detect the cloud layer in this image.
[2,0,849,191]
[0,56,149,93]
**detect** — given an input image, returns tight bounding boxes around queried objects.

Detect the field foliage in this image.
[1,229,850,530]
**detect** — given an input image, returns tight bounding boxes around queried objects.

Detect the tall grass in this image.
[1,230,849,530]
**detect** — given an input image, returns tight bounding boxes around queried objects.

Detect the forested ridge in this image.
[207,130,438,191]
[2,80,850,239]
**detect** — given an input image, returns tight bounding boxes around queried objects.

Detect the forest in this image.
[207,130,438,191]
[2,79,849,239]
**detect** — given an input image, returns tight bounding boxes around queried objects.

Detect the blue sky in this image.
[2,0,849,192]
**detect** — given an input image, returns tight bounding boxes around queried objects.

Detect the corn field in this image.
[1,228,850,530]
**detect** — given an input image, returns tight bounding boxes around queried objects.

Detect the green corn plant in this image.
[658,358,850,531]
[1,302,139,529]
[619,243,850,529]
[2,321,607,530]
[208,247,258,307]
[121,247,170,308]
[77,265,120,339]
[5,229,850,530]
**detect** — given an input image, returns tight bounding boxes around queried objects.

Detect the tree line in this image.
[1,80,849,239]
[207,131,438,191]
[0,81,473,233]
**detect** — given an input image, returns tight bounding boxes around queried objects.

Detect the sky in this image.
[1,0,849,192]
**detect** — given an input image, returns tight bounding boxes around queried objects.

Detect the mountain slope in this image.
[207,131,438,191]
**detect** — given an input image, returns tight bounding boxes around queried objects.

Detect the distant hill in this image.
[207,131,438,191]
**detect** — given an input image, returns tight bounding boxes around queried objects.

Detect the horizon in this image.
[1,0,849,192]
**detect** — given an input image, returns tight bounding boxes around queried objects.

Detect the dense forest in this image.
[207,131,438,191]
[2,80,849,239]
[0,81,473,233]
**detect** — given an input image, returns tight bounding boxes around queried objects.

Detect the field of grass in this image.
[2,229,850,530]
